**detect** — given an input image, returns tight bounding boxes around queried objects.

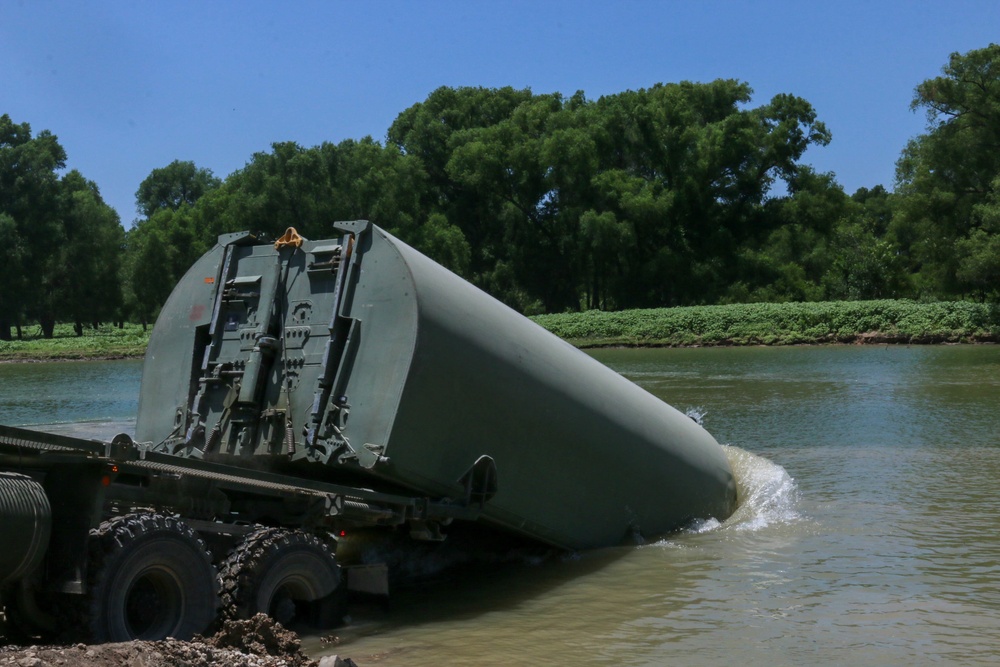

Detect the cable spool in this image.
[0,472,52,585]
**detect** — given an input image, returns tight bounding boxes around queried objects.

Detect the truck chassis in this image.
[0,423,490,642]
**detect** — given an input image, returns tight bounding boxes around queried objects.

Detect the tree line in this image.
[0,116,124,339]
[2,44,999,339]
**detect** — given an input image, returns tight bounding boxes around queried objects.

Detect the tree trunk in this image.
[0,317,11,341]
[74,320,84,336]
[40,315,56,339]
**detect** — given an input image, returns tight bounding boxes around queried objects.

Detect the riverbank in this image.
[0,323,149,362]
[2,300,998,361]
[531,299,1000,347]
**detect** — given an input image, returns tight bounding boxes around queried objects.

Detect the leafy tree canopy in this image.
[22,46,1000,330]
[894,43,1000,297]
[135,160,221,218]
[0,114,123,337]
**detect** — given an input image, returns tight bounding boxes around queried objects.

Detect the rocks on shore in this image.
[0,614,357,667]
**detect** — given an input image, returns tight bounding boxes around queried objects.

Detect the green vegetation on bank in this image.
[532,300,1000,347]
[3,301,998,362]
[0,323,150,362]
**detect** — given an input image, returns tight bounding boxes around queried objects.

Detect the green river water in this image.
[1,345,998,665]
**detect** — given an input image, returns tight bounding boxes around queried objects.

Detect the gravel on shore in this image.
[0,614,358,667]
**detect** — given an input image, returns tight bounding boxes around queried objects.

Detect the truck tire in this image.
[218,527,342,628]
[85,512,218,642]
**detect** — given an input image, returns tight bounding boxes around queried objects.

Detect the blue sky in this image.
[3,1,998,225]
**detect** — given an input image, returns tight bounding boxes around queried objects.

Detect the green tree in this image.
[122,220,180,328]
[588,82,832,307]
[894,43,1000,297]
[55,172,125,334]
[125,212,214,326]
[135,160,221,218]
[125,160,222,323]
[0,211,26,339]
[1,115,73,337]
[579,209,636,310]
[0,116,125,337]
[956,173,1000,300]
[118,81,841,319]
[388,82,833,311]
[444,91,590,311]
[820,186,909,301]
[954,228,1000,300]
[204,138,424,241]
[122,140,433,320]
[388,86,539,304]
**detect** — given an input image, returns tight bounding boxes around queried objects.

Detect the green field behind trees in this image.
[3,44,1000,341]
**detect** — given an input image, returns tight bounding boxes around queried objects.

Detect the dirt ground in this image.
[0,614,357,667]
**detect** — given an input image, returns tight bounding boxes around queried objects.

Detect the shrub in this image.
[531,300,1000,347]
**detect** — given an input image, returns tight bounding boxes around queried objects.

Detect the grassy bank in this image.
[0,323,151,362]
[531,300,1000,347]
[3,300,998,361]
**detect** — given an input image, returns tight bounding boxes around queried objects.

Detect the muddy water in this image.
[306,346,1000,666]
[2,347,999,665]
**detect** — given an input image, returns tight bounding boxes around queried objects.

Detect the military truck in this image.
[0,220,736,643]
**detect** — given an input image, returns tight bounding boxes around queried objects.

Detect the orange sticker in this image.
[205,277,215,284]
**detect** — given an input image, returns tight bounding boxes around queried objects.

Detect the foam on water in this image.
[684,406,709,426]
[680,406,800,535]
[663,443,800,541]
[717,444,800,532]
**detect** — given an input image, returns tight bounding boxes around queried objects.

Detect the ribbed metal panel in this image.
[0,472,52,585]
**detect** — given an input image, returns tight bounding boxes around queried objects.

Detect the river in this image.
[1,345,998,666]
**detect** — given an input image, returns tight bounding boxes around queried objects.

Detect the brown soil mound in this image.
[0,614,357,667]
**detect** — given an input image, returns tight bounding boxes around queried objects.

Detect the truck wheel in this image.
[86,512,218,642]
[218,527,342,628]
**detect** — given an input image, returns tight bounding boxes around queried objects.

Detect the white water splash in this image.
[650,446,799,548]
[684,406,708,426]
[685,517,723,533]
[663,445,800,541]
[718,444,800,532]
[677,407,799,535]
